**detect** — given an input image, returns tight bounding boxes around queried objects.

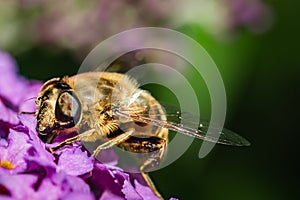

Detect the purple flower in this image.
[227,0,273,33]
[0,173,39,199]
[0,129,32,174]
[0,1,175,55]
[0,164,94,200]
[0,51,178,199]
[0,101,19,126]
[0,51,42,127]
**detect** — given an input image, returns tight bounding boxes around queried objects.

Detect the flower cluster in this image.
[0,0,175,54]
[0,51,175,199]
[225,0,273,33]
[0,0,272,54]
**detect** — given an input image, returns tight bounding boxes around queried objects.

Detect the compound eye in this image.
[55,91,81,124]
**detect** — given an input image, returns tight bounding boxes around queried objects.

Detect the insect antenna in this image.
[19,111,36,116]
[24,96,37,102]
[19,96,37,116]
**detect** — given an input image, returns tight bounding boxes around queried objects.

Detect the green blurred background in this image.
[1,1,299,199]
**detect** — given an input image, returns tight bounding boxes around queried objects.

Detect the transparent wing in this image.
[113,105,250,146]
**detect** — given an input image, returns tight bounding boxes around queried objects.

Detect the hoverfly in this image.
[31,72,250,198]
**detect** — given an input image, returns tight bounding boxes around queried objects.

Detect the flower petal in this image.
[57,147,94,176]
[0,100,19,125]
[86,162,129,198]
[134,179,161,200]
[0,50,42,110]
[18,115,55,162]
[0,129,32,173]
[99,190,124,200]
[62,192,95,200]
[0,173,37,199]
[122,180,142,200]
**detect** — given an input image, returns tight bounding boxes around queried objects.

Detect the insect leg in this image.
[49,129,95,153]
[117,136,166,199]
[141,173,163,199]
[92,129,134,157]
